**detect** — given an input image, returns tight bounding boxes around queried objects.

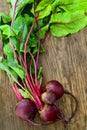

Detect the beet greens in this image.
[1,0,87,126]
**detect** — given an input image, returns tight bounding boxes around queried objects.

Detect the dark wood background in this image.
[0,1,87,130]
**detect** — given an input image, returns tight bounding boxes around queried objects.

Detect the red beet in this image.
[41,91,56,104]
[15,99,36,121]
[39,104,62,122]
[46,80,64,99]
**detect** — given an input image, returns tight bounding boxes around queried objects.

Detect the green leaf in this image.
[2,56,25,80]
[59,1,87,13]
[52,0,85,5]
[8,0,33,7]
[0,56,3,62]
[0,12,11,23]
[10,36,25,54]
[50,12,73,24]
[8,0,16,4]
[0,25,14,37]
[4,43,14,57]
[9,0,34,18]
[0,60,18,82]
[36,0,54,11]
[7,0,10,2]
[17,0,34,5]
[19,44,24,53]
[38,5,51,19]
[10,65,25,80]
[7,0,15,5]
[13,15,29,42]
[10,69,18,81]
[51,0,87,13]
[38,67,43,79]
[0,25,18,37]
[18,88,32,99]
[32,47,38,55]
[40,44,45,53]
[10,37,20,51]
[0,61,11,74]
[7,58,25,80]
[50,11,87,37]
[23,14,34,24]
[40,24,49,39]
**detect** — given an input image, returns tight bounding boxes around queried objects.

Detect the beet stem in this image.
[26,71,43,109]
[12,84,23,100]
[9,42,18,59]
[28,119,55,126]
[9,80,24,100]
[23,19,38,95]
[29,65,36,87]
[11,0,18,26]
[64,91,78,124]
[36,21,40,77]
[23,15,43,109]
[28,52,41,96]
[33,4,40,87]
[8,72,25,90]
[9,0,19,60]
[28,51,38,86]
[24,18,36,69]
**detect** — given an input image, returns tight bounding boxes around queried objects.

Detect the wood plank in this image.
[0,1,87,130]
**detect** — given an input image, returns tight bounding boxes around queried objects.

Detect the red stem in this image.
[24,19,36,68]
[26,68,43,109]
[9,42,18,59]
[10,79,23,101]
[27,55,41,97]
[57,91,78,125]
[23,16,43,109]
[23,19,36,95]
[29,65,36,87]
[29,51,38,87]
[10,0,43,109]
[33,3,40,87]
[12,84,23,101]
[9,0,18,59]
[35,20,41,88]
[64,91,78,123]
[11,0,18,26]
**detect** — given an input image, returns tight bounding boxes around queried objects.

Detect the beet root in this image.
[15,99,36,121]
[39,104,62,122]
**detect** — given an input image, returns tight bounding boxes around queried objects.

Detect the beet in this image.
[41,91,56,104]
[39,104,62,122]
[15,99,36,121]
[46,80,64,99]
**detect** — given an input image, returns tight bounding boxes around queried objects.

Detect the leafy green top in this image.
[0,0,87,99]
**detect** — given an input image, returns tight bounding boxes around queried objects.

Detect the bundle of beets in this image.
[0,0,87,126]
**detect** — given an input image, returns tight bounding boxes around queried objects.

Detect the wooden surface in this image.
[0,1,87,130]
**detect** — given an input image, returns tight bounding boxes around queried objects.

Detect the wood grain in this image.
[0,1,87,130]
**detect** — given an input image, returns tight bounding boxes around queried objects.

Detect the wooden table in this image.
[0,1,87,130]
